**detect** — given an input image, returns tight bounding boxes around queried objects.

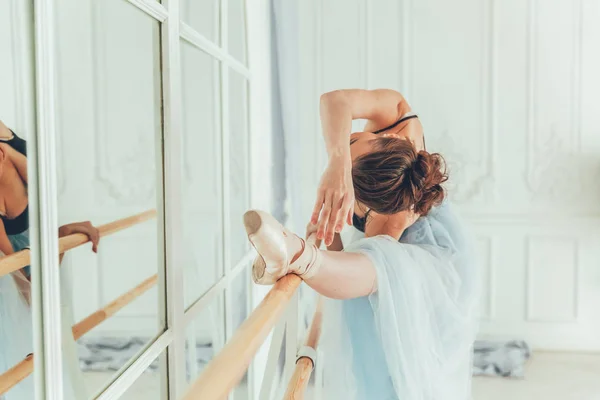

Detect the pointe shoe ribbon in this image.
[244,210,322,285]
[288,238,321,280]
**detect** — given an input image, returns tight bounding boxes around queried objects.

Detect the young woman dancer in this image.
[244,89,479,399]
[0,120,100,399]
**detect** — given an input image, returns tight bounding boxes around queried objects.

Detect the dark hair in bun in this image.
[352,137,448,216]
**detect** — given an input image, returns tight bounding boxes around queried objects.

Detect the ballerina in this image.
[244,89,479,399]
[0,120,100,399]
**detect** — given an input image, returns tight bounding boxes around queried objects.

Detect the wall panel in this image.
[294,0,600,350]
[526,237,579,322]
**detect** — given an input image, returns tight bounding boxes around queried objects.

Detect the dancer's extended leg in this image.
[245,210,376,300]
[303,250,376,299]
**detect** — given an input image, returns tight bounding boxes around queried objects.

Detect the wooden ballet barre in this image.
[284,296,324,399]
[71,274,158,340]
[0,209,157,277]
[0,274,158,395]
[0,354,33,396]
[182,234,318,400]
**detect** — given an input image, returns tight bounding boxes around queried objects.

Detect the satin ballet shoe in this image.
[243,210,322,285]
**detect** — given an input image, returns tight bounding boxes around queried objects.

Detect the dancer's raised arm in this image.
[312,89,410,246]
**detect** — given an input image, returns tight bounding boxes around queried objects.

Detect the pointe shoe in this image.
[243,210,321,285]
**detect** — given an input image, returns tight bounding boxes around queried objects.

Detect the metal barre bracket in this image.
[296,346,318,370]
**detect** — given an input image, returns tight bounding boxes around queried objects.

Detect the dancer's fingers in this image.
[81,222,100,253]
[326,195,343,245]
[317,194,333,240]
[337,196,353,232]
[89,226,100,253]
[311,189,325,225]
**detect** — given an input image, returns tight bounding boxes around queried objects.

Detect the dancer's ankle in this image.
[287,233,305,264]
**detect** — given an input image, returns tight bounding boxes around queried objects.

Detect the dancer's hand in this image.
[305,222,322,248]
[310,155,354,246]
[58,221,100,253]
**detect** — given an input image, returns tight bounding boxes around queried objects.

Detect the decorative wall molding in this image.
[443,0,496,205]
[404,0,497,205]
[437,129,495,204]
[525,235,580,323]
[94,132,157,203]
[525,0,536,195]
[525,0,584,201]
[462,213,600,227]
[91,0,157,205]
[477,236,495,320]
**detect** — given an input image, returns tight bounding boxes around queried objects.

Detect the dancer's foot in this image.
[243,210,321,285]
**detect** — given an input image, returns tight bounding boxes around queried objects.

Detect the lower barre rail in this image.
[284,297,324,399]
[0,274,158,395]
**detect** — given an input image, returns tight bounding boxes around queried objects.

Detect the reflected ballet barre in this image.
[0,210,157,396]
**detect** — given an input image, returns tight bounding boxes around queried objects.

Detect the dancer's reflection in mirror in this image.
[0,119,100,399]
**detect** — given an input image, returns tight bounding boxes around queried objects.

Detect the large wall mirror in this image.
[0,0,254,398]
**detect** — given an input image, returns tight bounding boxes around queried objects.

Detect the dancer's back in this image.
[321,201,479,399]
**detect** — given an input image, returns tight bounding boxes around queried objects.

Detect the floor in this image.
[83,371,162,399]
[82,352,600,399]
[472,352,600,400]
[82,372,249,399]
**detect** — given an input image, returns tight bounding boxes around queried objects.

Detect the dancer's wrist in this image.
[327,146,351,167]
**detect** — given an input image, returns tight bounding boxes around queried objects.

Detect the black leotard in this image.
[0,130,29,234]
[0,130,27,156]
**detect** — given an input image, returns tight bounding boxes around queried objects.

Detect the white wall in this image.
[291,0,600,351]
[0,0,35,137]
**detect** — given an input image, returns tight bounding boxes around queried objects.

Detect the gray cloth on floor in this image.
[473,340,531,378]
[77,337,213,373]
[78,337,531,380]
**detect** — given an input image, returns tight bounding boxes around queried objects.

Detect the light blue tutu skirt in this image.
[321,202,479,400]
